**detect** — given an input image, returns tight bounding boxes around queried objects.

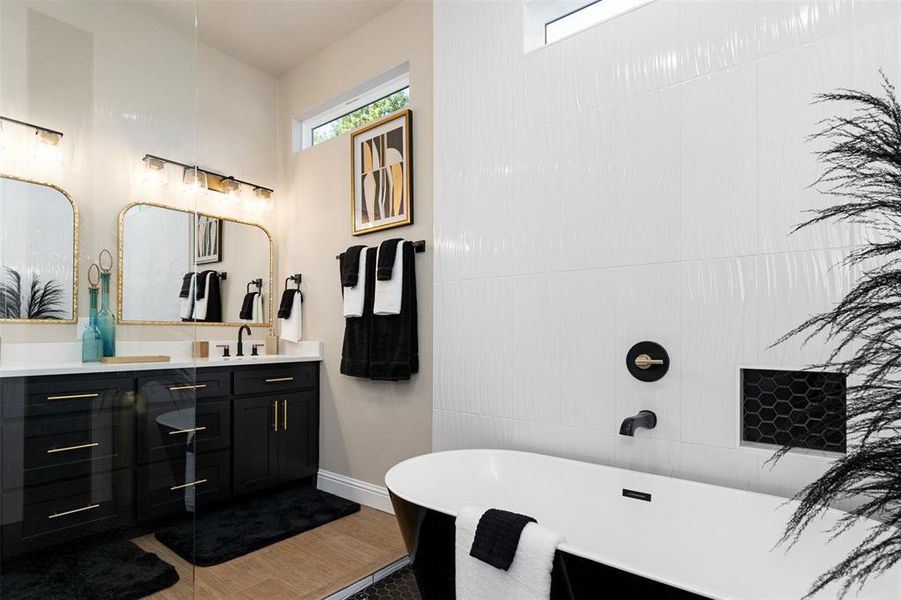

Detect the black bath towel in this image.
[179,273,193,298]
[341,247,377,377]
[340,245,366,287]
[470,509,537,571]
[194,270,222,323]
[240,292,257,320]
[277,288,301,319]
[376,238,403,281]
[368,241,418,380]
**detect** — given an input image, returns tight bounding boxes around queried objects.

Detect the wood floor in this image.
[133,506,407,600]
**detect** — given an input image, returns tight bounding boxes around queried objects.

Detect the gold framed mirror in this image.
[117,202,273,327]
[0,174,78,324]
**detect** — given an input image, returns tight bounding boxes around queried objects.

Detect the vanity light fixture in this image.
[0,115,64,164]
[141,153,274,208]
[141,155,169,187]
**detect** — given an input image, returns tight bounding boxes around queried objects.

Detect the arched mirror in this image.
[0,175,78,323]
[118,202,273,326]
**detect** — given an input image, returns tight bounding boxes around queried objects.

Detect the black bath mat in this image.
[0,536,179,600]
[155,485,361,566]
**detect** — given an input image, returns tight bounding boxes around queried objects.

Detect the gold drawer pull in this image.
[265,377,294,383]
[47,393,99,401]
[169,384,208,391]
[273,401,278,431]
[170,479,207,491]
[282,400,287,430]
[47,442,99,454]
[168,426,207,436]
[49,503,100,519]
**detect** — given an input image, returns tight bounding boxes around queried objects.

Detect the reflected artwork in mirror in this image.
[118,202,272,326]
[0,175,78,323]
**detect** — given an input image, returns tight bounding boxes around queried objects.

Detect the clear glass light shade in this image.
[182,167,208,195]
[250,187,273,212]
[33,130,63,165]
[141,156,169,186]
[220,178,243,204]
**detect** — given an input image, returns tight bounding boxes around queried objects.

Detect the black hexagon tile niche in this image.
[742,369,847,453]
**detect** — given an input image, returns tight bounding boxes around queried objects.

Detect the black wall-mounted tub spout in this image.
[619,410,657,436]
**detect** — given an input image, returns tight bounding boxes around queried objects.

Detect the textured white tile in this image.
[679,0,759,76]
[674,444,761,491]
[850,17,901,91]
[681,63,758,260]
[849,0,900,28]
[614,435,681,477]
[557,269,617,431]
[614,263,682,442]
[680,258,758,448]
[755,451,833,499]
[757,0,851,57]
[558,427,618,466]
[758,33,858,253]
[622,0,693,94]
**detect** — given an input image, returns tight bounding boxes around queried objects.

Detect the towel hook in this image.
[284,273,302,290]
[246,278,262,294]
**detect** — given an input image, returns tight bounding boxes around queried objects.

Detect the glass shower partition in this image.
[0,0,199,597]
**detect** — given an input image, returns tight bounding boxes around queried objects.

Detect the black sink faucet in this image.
[619,410,657,436]
[237,325,251,357]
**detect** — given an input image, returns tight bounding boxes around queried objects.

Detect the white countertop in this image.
[0,340,322,378]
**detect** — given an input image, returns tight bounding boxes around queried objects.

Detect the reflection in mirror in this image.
[0,175,77,322]
[119,203,271,325]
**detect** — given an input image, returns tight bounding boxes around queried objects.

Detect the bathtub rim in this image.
[385,448,899,600]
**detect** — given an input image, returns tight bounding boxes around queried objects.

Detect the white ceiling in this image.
[132,0,402,77]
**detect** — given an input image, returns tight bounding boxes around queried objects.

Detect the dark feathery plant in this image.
[0,266,65,320]
[773,72,901,599]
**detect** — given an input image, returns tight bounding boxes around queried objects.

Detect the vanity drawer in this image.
[137,399,230,464]
[8,375,133,419]
[19,470,123,541]
[234,362,317,396]
[138,370,231,402]
[136,450,230,521]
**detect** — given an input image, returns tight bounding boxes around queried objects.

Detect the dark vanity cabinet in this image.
[0,359,320,555]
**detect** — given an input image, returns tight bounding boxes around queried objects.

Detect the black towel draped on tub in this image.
[340,242,418,381]
[470,509,537,571]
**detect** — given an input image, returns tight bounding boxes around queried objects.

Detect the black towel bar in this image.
[246,278,262,294]
[285,273,302,290]
[335,240,426,259]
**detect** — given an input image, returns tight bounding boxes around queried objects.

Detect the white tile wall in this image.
[433,0,900,502]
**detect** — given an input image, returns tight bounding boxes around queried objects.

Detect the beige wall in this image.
[276,0,432,487]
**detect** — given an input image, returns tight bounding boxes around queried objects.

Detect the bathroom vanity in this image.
[0,356,320,556]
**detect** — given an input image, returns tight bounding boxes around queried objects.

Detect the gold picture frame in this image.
[350,109,413,236]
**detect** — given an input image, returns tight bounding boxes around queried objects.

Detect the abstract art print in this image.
[195,215,221,264]
[350,109,412,235]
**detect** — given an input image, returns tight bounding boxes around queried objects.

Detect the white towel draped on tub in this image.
[343,248,368,318]
[373,241,405,316]
[280,291,303,343]
[455,506,562,600]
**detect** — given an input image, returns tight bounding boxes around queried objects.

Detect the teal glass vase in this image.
[81,287,103,363]
[98,272,116,357]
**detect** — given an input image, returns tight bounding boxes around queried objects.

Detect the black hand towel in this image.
[179,273,193,298]
[376,238,403,281]
[368,241,418,380]
[277,289,301,319]
[195,271,209,300]
[469,509,537,571]
[341,247,377,377]
[340,245,366,287]
[239,292,257,320]
[195,271,222,323]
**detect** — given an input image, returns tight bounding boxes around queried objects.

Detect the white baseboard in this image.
[317,469,393,514]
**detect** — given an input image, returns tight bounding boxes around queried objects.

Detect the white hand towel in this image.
[373,241,405,316]
[179,273,195,320]
[192,272,211,321]
[342,248,368,318]
[253,293,263,322]
[280,291,303,343]
[455,506,562,600]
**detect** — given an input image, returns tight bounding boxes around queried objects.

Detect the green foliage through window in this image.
[312,88,409,146]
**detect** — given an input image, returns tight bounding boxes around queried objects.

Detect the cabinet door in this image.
[232,395,278,495]
[277,392,315,482]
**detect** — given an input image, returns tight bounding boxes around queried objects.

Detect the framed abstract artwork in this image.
[350,109,413,235]
[195,215,221,264]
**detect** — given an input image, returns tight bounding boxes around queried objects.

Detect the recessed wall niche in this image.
[741,369,847,454]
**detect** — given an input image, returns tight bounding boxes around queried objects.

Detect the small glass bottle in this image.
[82,266,103,363]
[97,249,116,357]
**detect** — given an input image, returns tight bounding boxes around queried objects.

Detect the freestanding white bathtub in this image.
[385,449,900,600]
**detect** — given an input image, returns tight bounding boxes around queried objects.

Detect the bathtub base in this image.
[390,492,709,600]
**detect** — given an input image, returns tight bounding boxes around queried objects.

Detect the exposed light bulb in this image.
[141,156,169,187]
[182,167,208,195]
[250,187,273,212]
[33,130,63,165]
[220,178,243,204]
